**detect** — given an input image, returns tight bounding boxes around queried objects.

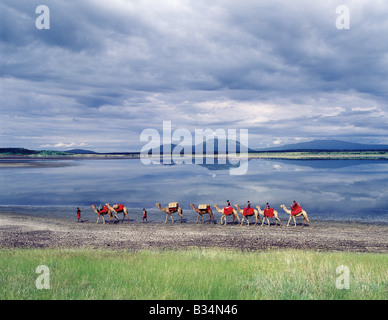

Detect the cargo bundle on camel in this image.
[155,202,183,223]
[190,204,215,224]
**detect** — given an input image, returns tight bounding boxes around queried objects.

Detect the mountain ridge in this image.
[256,139,388,151]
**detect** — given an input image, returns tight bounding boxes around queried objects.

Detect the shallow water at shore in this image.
[1,158,388,224]
[1,204,387,225]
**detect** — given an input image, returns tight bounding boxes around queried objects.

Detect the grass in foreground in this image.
[1,248,387,300]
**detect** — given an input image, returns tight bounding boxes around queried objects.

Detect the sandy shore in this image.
[1,212,387,253]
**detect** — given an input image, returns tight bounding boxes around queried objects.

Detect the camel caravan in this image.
[90,200,310,227]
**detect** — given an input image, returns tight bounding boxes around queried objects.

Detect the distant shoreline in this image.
[1,150,388,161]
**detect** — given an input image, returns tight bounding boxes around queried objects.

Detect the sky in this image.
[1,0,388,152]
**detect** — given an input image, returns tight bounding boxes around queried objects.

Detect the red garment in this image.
[291,205,302,216]
[223,207,234,215]
[264,208,274,218]
[115,204,124,213]
[77,209,81,219]
[99,206,109,214]
[243,207,254,216]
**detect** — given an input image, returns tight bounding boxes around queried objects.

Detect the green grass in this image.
[1,248,387,300]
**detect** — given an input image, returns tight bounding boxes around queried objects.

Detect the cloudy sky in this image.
[1,0,388,152]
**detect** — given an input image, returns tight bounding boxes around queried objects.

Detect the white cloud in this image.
[2,0,388,151]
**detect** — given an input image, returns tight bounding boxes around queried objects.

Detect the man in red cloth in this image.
[291,200,302,216]
[224,200,233,215]
[243,201,253,215]
[77,207,81,222]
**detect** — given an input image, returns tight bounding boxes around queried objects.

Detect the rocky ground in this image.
[1,212,387,253]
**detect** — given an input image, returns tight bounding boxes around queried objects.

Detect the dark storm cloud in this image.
[1,0,388,151]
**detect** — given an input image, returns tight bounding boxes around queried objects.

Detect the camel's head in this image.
[280,204,285,208]
[155,203,160,207]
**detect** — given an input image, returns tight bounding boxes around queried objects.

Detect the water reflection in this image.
[0,158,387,222]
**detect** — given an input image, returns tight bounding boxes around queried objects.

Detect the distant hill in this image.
[0,148,69,156]
[0,148,39,155]
[257,140,388,151]
[65,149,98,154]
[147,138,253,155]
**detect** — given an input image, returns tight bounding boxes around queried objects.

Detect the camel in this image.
[91,204,118,224]
[105,203,129,223]
[190,204,215,224]
[280,204,310,227]
[155,203,183,223]
[213,204,241,225]
[234,204,261,226]
[256,206,282,227]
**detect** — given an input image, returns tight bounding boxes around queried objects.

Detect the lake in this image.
[1,158,388,223]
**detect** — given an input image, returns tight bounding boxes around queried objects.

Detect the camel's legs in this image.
[234,214,241,226]
[287,216,292,227]
[125,210,130,223]
[165,214,168,224]
[196,214,200,224]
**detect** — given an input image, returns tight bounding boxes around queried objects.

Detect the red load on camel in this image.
[264,208,274,218]
[115,204,124,213]
[243,207,254,216]
[99,206,109,214]
[223,207,234,215]
[291,205,302,216]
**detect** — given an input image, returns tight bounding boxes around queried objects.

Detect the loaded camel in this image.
[190,204,215,224]
[280,204,310,227]
[155,202,183,224]
[234,204,261,226]
[105,203,129,223]
[256,206,282,227]
[213,204,241,225]
[91,204,118,224]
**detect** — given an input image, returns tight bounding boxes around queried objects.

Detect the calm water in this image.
[1,158,388,223]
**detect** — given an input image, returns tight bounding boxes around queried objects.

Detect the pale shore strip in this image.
[1,212,387,253]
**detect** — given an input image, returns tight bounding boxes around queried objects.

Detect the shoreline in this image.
[1,211,387,253]
[1,150,388,162]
